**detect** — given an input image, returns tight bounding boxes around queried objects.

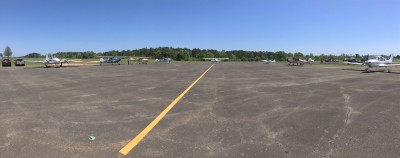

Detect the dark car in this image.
[14,58,25,66]
[2,59,12,67]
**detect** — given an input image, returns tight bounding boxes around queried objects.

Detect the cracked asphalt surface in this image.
[1,63,400,158]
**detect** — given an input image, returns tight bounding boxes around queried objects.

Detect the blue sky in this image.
[1,0,399,56]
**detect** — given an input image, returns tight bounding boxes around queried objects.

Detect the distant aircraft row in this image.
[266,54,400,73]
[24,55,173,67]
[16,54,400,73]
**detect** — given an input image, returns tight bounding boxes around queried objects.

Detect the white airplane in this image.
[287,57,314,66]
[128,57,152,64]
[155,57,172,63]
[203,58,229,63]
[262,59,276,64]
[26,54,81,68]
[362,54,400,73]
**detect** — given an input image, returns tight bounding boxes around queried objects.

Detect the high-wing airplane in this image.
[361,54,400,72]
[128,57,152,64]
[287,57,313,66]
[25,54,81,68]
[155,57,172,63]
[203,58,229,63]
[262,59,276,64]
[96,56,124,65]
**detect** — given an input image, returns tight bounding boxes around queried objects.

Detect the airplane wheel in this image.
[118,63,120,65]
[388,70,392,73]
[365,68,371,73]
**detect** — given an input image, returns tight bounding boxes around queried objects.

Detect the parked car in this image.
[14,58,25,66]
[2,59,12,67]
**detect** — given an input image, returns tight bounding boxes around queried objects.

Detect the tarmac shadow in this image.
[23,65,82,69]
[342,68,400,74]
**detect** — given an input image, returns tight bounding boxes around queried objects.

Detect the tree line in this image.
[11,46,400,61]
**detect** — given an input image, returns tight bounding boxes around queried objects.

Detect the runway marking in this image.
[119,64,215,156]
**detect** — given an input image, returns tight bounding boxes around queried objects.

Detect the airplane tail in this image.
[45,54,49,61]
[389,54,393,63]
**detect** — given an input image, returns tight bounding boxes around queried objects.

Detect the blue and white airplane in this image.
[98,56,123,65]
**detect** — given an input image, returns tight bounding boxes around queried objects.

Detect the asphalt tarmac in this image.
[0,63,399,158]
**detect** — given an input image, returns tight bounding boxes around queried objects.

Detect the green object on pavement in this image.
[88,135,96,141]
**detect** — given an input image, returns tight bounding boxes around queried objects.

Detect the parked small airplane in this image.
[343,57,363,64]
[128,57,152,64]
[25,54,81,68]
[155,57,172,63]
[95,56,125,65]
[203,58,229,63]
[287,57,313,66]
[262,59,276,64]
[344,60,364,65]
[359,54,400,73]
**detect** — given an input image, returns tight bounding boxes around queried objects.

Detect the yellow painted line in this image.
[119,64,215,156]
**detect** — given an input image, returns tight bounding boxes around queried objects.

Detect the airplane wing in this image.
[379,63,400,67]
[61,59,82,63]
[262,60,271,64]
[97,56,127,59]
[203,58,229,60]
[344,62,364,65]
[87,61,100,63]
[136,57,152,58]
[129,57,152,60]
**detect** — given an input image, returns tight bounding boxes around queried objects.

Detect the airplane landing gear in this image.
[365,68,371,73]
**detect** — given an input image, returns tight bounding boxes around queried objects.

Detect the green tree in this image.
[176,49,190,61]
[24,52,41,58]
[275,51,287,61]
[230,54,237,61]
[4,46,12,58]
[309,53,314,58]
[205,51,214,58]
[294,52,304,58]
